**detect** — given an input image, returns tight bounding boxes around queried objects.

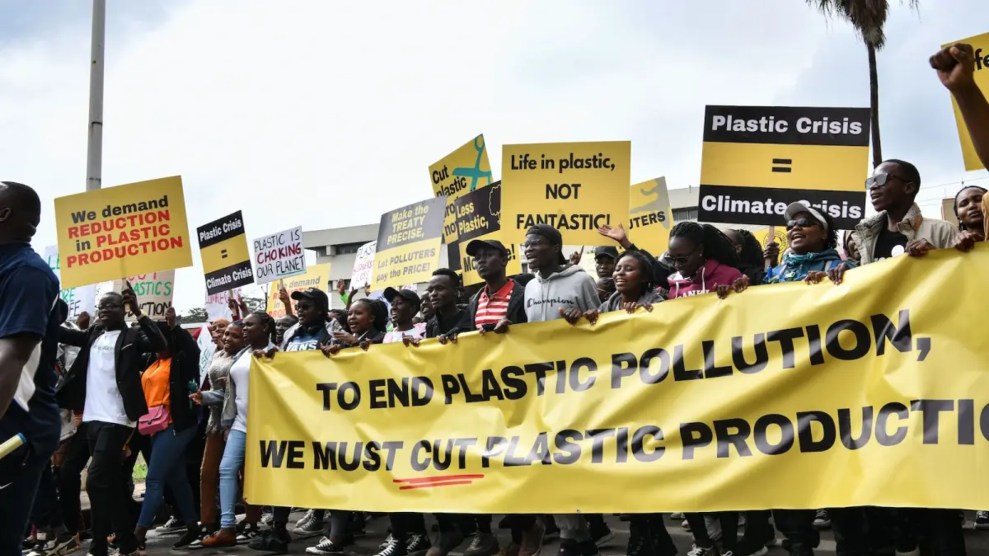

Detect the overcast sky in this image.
[2,0,986,311]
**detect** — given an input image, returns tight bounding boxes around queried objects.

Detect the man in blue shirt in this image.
[0,181,61,554]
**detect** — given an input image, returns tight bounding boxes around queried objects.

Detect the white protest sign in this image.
[113,270,175,322]
[205,288,241,321]
[350,241,376,289]
[197,323,217,382]
[252,226,305,285]
[42,245,97,320]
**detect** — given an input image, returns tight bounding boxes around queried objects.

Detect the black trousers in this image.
[86,421,137,555]
[58,425,90,534]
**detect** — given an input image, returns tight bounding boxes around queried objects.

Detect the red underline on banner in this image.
[398,480,477,490]
[393,474,485,485]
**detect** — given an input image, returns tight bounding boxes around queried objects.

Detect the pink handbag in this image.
[137,405,170,436]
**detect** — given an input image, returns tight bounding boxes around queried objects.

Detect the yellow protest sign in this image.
[430,135,493,242]
[198,210,254,295]
[698,106,870,229]
[246,246,989,513]
[371,198,446,291]
[451,182,522,286]
[943,32,989,171]
[501,141,631,245]
[627,177,674,256]
[266,263,332,318]
[53,176,192,288]
[753,226,790,255]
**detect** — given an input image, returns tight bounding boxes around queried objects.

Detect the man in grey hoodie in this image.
[522,224,599,325]
[520,224,600,556]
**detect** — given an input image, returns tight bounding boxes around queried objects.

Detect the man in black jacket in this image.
[57,287,167,556]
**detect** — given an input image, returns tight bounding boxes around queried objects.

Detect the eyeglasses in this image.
[667,247,699,265]
[865,172,911,189]
[785,218,821,231]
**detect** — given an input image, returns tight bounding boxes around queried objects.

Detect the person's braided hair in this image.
[728,229,764,268]
[669,222,740,268]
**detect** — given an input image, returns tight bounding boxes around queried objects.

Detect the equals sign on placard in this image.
[772,158,792,173]
[221,249,229,259]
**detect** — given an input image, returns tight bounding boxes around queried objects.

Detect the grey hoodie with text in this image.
[523,264,600,323]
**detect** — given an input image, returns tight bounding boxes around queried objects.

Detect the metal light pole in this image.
[85,0,105,191]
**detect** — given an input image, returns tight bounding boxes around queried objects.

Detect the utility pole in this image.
[86,0,105,191]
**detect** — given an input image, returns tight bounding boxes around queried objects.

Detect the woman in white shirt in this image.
[197,312,276,548]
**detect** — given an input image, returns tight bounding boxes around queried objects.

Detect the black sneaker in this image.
[464,532,499,556]
[590,524,614,548]
[577,540,599,556]
[425,527,465,556]
[627,520,656,556]
[559,539,581,556]
[377,536,409,556]
[175,523,203,549]
[249,530,291,554]
[156,516,185,534]
[406,533,431,554]
[812,510,831,530]
[43,532,81,556]
[294,511,325,538]
[306,536,346,555]
[977,511,989,530]
[237,523,262,545]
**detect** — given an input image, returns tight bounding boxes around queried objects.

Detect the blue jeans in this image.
[219,429,246,529]
[137,424,198,529]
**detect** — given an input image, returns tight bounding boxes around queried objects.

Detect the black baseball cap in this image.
[525,224,562,246]
[384,287,421,308]
[594,246,619,260]
[290,287,329,310]
[466,239,510,257]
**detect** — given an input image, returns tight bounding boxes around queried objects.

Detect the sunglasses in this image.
[785,218,821,231]
[865,172,910,189]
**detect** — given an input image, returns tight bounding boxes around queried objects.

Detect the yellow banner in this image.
[53,176,192,288]
[430,135,494,242]
[266,263,332,319]
[246,246,989,513]
[944,32,989,172]
[501,141,631,245]
[626,177,674,256]
[371,198,446,291]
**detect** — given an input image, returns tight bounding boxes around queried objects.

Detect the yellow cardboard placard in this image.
[371,198,446,291]
[430,135,494,242]
[246,246,989,513]
[266,263,332,319]
[943,32,989,171]
[627,177,674,256]
[501,141,631,245]
[54,176,192,288]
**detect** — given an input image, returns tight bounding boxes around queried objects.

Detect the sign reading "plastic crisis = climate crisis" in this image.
[698,105,870,229]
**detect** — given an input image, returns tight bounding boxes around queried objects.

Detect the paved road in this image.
[140,511,989,556]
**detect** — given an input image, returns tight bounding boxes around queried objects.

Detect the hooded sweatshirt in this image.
[763,249,852,284]
[524,264,599,322]
[667,259,741,299]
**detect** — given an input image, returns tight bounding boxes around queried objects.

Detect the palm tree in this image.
[807,0,917,167]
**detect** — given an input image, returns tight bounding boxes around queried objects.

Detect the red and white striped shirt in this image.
[474,281,514,328]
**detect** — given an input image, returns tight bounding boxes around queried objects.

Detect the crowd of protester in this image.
[1,42,988,556]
